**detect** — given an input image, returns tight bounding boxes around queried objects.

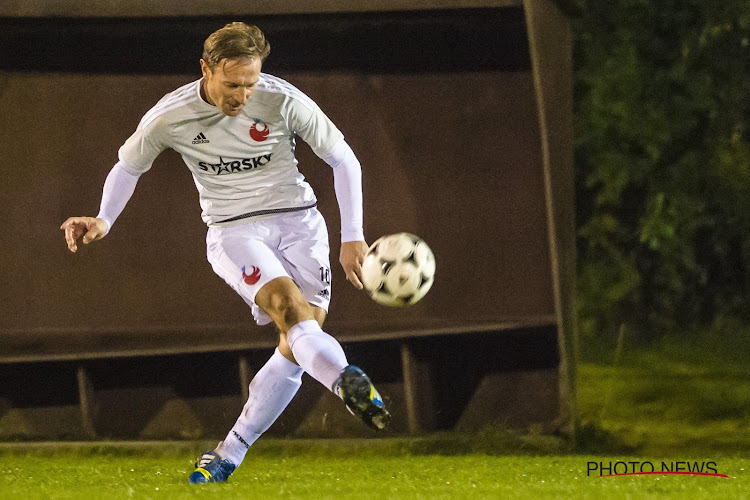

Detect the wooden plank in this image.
[0,317,556,364]
[401,344,419,434]
[523,0,576,438]
[400,343,436,434]
[0,0,521,17]
[238,355,255,402]
[76,365,96,438]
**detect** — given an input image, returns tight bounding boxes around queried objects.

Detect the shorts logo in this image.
[249,119,270,142]
[241,265,261,285]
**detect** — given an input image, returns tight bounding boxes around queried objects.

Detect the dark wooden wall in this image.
[0,5,574,439]
[0,8,554,348]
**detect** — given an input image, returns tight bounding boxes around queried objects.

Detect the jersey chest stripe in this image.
[256,85,315,111]
[162,82,196,102]
[259,76,314,105]
[139,82,198,126]
[258,74,316,110]
[140,94,197,129]
[140,92,195,126]
[141,83,195,120]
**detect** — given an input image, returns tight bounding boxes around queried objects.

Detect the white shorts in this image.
[206,208,332,326]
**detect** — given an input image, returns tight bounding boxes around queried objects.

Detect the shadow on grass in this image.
[0,421,643,459]
[0,425,576,459]
[574,420,637,455]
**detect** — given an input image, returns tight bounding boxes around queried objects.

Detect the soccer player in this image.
[60,22,390,484]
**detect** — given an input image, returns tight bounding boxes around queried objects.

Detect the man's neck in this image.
[199,79,214,105]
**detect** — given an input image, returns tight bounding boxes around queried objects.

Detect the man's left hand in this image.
[339,240,368,290]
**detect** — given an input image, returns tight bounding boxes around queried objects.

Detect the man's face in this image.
[200,57,262,116]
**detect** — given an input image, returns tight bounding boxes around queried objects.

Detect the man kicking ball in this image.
[60,22,390,484]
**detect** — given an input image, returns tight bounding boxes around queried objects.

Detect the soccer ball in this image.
[361,233,436,306]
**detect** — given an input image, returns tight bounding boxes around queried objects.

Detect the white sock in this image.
[215,348,303,466]
[287,319,348,393]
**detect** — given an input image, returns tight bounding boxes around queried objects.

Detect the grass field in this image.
[4,333,750,499]
[2,445,748,499]
[578,331,750,457]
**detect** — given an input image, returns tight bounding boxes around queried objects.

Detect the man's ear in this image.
[199,59,211,78]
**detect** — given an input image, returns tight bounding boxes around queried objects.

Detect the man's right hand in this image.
[60,217,108,253]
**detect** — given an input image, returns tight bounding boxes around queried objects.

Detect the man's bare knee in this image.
[256,279,314,333]
[256,277,320,334]
[279,295,311,326]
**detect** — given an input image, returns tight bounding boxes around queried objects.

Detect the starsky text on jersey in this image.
[198,154,273,175]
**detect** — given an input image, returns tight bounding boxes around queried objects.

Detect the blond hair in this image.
[202,22,270,69]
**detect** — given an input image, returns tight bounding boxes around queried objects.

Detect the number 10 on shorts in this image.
[319,266,331,284]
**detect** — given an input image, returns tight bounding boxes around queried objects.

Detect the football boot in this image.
[334,365,391,431]
[188,450,236,484]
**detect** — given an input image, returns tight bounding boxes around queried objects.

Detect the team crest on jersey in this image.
[249,119,270,142]
[242,265,262,285]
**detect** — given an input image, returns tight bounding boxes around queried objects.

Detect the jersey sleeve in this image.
[117,114,171,174]
[284,96,344,158]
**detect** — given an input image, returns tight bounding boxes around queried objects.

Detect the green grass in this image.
[4,330,750,498]
[1,448,748,499]
[578,331,750,456]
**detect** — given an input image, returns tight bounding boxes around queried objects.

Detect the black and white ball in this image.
[361,233,436,307]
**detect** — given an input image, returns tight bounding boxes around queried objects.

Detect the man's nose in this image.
[236,88,251,103]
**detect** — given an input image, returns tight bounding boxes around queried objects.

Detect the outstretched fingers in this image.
[345,261,364,290]
[60,217,105,253]
[60,217,85,253]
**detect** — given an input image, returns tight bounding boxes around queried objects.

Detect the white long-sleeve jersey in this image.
[118,73,350,229]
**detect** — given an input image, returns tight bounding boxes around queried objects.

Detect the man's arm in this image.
[322,138,367,290]
[60,161,142,253]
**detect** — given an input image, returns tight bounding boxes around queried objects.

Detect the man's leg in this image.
[197,306,326,479]
[212,347,303,466]
[255,277,348,391]
[255,277,390,430]
[190,280,388,484]
[193,226,337,483]
[189,343,305,484]
[213,305,325,466]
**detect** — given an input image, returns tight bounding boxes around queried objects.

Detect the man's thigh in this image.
[274,209,332,314]
[206,224,289,325]
[206,210,332,325]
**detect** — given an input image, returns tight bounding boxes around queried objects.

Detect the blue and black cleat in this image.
[188,450,236,484]
[334,365,391,431]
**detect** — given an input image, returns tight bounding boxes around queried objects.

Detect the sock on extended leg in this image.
[215,348,303,466]
[286,319,348,393]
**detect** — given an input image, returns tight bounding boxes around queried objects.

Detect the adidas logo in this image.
[192,132,210,144]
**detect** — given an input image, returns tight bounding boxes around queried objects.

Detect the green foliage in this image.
[574,0,750,339]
